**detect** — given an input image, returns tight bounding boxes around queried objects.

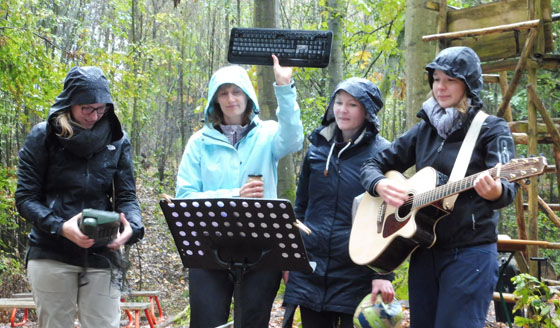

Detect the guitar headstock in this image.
[498,157,548,182]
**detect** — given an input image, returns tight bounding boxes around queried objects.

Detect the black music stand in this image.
[159,197,313,328]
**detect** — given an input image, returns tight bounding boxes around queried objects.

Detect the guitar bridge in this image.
[377,202,386,234]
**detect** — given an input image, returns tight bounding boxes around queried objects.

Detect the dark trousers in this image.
[188,268,281,328]
[408,243,498,328]
[299,306,353,328]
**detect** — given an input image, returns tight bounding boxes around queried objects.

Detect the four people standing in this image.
[14,46,521,327]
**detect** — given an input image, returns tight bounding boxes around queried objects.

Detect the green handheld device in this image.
[79,208,120,245]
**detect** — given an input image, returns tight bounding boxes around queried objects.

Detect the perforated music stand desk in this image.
[159,197,312,327]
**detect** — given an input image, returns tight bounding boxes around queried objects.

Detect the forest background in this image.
[1,0,560,325]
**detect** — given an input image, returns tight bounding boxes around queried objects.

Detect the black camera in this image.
[79,209,120,245]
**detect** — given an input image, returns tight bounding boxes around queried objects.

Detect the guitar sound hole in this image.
[396,195,413,222]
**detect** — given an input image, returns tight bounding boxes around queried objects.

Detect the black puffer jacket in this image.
[15,67,144,268]
[284,78,391,314]
[361,47,517,249]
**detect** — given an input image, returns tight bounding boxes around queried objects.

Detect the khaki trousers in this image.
[28,259,120,328]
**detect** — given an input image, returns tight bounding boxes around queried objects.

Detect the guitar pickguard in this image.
[381,193,414,238]
[382,213,411,238]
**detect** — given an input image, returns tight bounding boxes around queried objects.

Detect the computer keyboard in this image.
[228,27,333,68]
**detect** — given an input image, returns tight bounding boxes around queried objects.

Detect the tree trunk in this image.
[253,0,296,201]
[404,0,437,129]
[130,0,141,157]
[327,0,344,94]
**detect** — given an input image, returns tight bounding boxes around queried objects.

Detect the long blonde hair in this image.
[456,93,469,113]
[55,111,76,138]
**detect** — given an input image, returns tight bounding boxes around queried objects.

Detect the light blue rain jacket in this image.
[176,65,303,199]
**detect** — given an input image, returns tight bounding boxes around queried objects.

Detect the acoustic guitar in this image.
[349,157,547,274]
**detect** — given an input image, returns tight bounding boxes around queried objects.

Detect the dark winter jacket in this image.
[360,47,517,249]
[284,78,392,314]
[15,66,144,268]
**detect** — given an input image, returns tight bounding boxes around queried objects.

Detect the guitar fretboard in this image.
[412,166,497,208]
[410,157,545,209]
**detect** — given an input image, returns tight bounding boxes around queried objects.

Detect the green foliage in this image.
[392,260,409,301]
[512,273,560,327]
[0,166,20,249]
[0,250,27,297]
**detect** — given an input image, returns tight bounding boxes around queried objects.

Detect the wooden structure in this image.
[422,0,560,278]
[1,291,160,328]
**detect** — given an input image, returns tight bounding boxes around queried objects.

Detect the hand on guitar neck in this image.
[376,167,503,208]
[473,170,502,201]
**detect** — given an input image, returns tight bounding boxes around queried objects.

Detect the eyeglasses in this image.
[81,104,107,115]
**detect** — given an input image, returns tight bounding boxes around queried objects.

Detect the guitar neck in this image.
[413,167,497,208]
[409,157,545,209]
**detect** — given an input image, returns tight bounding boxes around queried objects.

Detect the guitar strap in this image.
[442,110,489,211]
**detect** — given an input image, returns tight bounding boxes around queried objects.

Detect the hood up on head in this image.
[321,77,383,132]
[48,66,122,140]
[425,46,484,108]
[204,65,260,126]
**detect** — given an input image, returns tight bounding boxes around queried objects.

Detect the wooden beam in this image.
[498,238,560,250]
[527,66,539,278]
[512,132,555,145]
[424,1,458,12]
[515,191,527,242]
[498,72,513,122]
[482,74,500,83]
[556,145,560,206]
[425,1,440,11]
[437,0,448,52]
[423,19,540,42]
[545,165,558,174]
[496,28,538,118]
[493,292,516,304]
[528,84,560,150]
[482,56,560,74]
[523,203,560,211]
[509,119,560,133]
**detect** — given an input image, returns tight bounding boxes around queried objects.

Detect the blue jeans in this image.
[408,244,498,328]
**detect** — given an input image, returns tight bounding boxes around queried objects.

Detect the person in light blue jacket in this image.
[176,55,303,328]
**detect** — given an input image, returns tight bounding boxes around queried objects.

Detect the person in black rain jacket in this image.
[15,66,144,328]
[360,47,517,328]
[283,77,394,328]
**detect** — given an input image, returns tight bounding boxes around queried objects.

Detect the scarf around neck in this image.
[57,118,112,159]
[422,97,465,139]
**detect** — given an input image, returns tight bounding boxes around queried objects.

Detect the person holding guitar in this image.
[360,46,518,327]
[283,77,394,328]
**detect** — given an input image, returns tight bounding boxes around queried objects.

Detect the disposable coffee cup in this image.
[247,174,263,198]
[247,174,263,184]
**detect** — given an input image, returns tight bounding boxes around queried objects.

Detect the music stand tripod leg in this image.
[231,262,246,328]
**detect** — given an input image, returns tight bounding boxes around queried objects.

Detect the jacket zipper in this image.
[437,140,445,152]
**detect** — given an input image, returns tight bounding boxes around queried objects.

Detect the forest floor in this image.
[0,172,518,327]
